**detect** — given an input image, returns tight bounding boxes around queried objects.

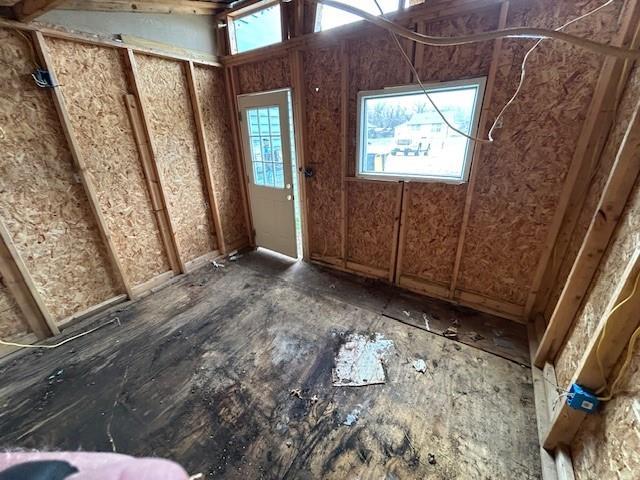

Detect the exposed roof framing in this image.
[13,0,69,21]
[1,0,231,21]
[59,0,229,15]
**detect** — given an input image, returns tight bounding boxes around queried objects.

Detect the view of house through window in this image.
[358,79,485,183]
[229,2,282,54]
[315,0,398,31]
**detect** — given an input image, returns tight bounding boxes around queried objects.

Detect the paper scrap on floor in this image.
[332,333,394,386]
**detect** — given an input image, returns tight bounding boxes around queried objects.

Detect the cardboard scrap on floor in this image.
[332,333,394,387]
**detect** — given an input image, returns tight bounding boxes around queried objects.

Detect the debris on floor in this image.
[210,260,225,269]
[289,388,319,405]
[332,333,394,387]
[412,359,427,373]
[428,453,437,465]
[343,408,360,426]
[423,313,431,331]
[403,310,411,317]
[443,325,458,340]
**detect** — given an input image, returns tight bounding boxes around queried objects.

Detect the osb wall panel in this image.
[398,11,497,287]
[555,161,640,387]
[303,47,342,258]
[346,181,398,271]
[0,274,29,340]
[418,10,498,82]
[48,39,171,286]
[456,0,622,305]
[194,65,248,247]
[236,55,291,94]
[544,65,640,321]
[347,32,412,175]
[571,350,640,479]
[556,178,640,480]
[0,28,120,321]
[401,183,466,285]
[136,54,216,263]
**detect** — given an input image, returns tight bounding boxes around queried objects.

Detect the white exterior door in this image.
[238,89,297,258]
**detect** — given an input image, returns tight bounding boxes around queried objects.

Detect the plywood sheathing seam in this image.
[0,28,121,322]
[396,9,498,292]
[135,54,217,264]
[402,182,467,286]
[193,65,249,248]
[46,38,172,288]
[345,180,398,273]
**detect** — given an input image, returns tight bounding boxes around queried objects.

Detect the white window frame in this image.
[228,0,283,55]
[356,77,487,184]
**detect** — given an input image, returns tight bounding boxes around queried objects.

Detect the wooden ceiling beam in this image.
[59,0,227,15]
[12,0,69,21]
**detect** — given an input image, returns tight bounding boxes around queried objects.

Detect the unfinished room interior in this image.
[0,0,639,478]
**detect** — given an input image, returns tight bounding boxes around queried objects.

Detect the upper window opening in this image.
[229,2,282,54]
[315,0,399,31]
[357,78,486,183]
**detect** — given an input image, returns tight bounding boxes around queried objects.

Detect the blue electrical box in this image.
[33,68,54,88]
[566,383,600,414]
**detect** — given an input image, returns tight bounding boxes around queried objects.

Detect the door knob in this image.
[286,195,292,201]
[286,183,292,189]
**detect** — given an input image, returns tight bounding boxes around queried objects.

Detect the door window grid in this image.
[247,106,285,188]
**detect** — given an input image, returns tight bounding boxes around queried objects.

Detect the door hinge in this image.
[237,111,242,122]
[251,228,256,239]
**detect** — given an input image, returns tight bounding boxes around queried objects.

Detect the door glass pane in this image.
[274,163,284,187]
[264,162,275,186]
[254,161,265,185]
[246,106,285,188]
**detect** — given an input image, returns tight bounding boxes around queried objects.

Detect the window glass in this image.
[358,79,485,182]
[247,106,285,188]
[231,3,282,53]
[315,0,398,31]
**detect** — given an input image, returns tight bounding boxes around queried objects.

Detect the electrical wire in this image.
[10,27,42,70]
[488,0,615,141]
[374,1,480,141]
[319,0,640,59]
[0,318,119,350]
[595,270,640,401]
[368,0,619,144]
[371,0,488,142]
[597,325,640,401]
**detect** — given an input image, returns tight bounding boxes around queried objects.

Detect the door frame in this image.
[236,87,305,259]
